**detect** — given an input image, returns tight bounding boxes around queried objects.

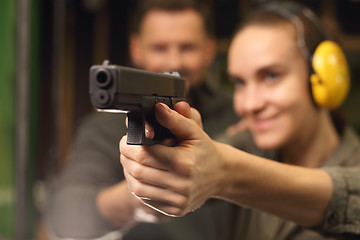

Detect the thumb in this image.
[155,102,201,141]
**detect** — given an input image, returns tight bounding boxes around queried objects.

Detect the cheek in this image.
[142,55,166,72]
[183,53,203,70]
[271,89,313,141]
[184,46,211,67]
[182,53,209,85]
[272,89,304,128]
[272,79,309,112]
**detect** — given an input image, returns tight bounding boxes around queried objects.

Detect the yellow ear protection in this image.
[258,2,351,109]
[311,40,350,109]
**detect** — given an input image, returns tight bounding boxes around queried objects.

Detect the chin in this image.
[253,133,283,150]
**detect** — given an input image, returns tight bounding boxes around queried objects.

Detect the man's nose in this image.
[166,47,183,71]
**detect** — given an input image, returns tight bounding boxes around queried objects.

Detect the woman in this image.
[120,3,360,239]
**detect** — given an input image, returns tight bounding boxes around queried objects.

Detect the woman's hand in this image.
[119,102,223,217]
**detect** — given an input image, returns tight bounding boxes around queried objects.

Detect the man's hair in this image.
[130,0,215,37]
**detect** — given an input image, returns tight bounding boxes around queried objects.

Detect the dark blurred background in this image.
[0,0,359,239]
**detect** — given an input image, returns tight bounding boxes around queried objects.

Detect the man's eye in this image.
[181,44,196,52]
[151,45,166,52]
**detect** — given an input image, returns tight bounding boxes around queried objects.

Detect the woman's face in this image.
[228,23,319,150]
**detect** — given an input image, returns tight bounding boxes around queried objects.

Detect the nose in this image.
[236,83,265,115]
[166,47,183,71]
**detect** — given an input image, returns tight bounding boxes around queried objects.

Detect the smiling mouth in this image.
[251,115,278,132]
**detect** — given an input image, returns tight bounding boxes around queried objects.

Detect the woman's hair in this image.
[235,2,328,60]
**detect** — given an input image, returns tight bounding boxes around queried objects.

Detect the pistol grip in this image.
[127,111,147,145]
[127,110,173,145]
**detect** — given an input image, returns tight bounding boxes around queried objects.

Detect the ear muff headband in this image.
[258,2,351,109]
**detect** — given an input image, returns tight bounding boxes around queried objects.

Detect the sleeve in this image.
[316,166,360,238]
[44,113,128,239]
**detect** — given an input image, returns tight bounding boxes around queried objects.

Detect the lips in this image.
[250,115,279,132]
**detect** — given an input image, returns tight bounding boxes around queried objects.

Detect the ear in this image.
[205,37,216,66]
[129,34,142,66]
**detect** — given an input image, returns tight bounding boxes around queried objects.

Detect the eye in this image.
[264,72,280,84]
[234,80,245,89]
[230,76,245,89]
[180,44,197,53]
[150,44,167,53]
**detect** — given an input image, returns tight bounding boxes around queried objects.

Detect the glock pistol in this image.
[89,60,186,145]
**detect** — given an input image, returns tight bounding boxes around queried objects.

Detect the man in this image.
[45,0,238,239]
[128,0,238,138]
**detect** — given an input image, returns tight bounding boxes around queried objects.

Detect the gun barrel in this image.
[89,63,186,111]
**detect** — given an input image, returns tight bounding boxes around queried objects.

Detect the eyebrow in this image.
[227,64,286,82]
[259,63,284,72]
[256,64,287,77]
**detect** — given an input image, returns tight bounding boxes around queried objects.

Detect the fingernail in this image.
[158,103,172,114]
[145,122,155,139]
[145,128,154,139]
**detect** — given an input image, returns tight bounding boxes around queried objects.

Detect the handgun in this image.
[89,60,186,145]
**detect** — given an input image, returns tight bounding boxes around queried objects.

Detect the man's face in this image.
[130,9,215,89]
[228,24,319,150]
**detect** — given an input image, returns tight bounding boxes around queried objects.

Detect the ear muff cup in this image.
[310,40,350,109]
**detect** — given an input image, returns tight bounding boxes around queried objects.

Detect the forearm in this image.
[96,181,136,227]
[216,142,333,227]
